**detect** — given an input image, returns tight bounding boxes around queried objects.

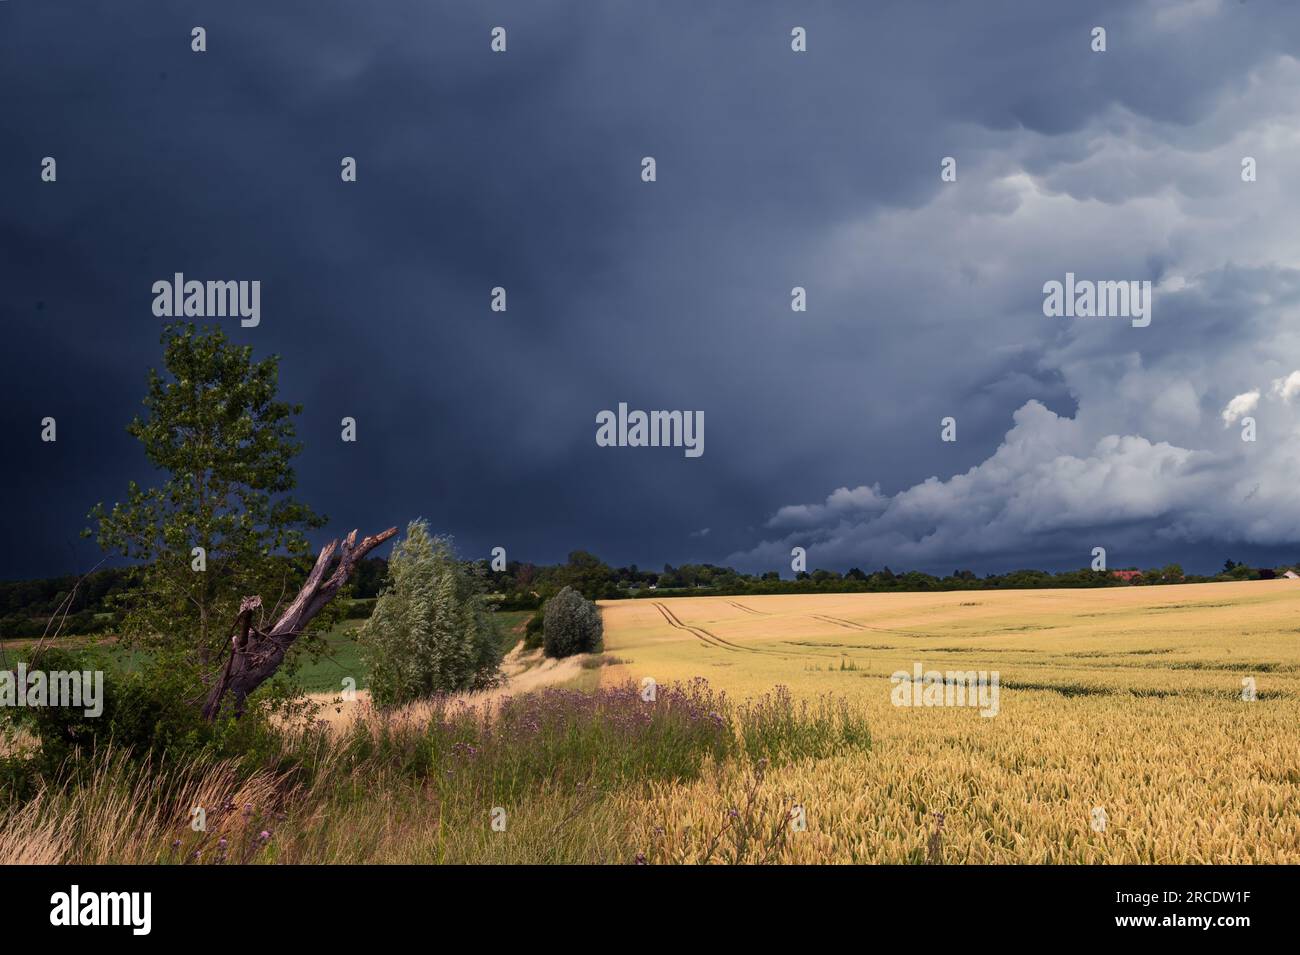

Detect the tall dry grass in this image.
[0,679,870,864]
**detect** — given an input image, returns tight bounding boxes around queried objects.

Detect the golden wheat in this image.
[600,580,1300,863]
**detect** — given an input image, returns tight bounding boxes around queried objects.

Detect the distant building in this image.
[1285,571,1299,580]
[1111,570,1142,583]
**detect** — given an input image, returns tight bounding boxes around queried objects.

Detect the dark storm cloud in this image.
[3,0,1299,579]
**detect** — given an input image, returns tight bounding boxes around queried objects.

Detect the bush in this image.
[343,598,376,620]
[497,592,542,612]
[359,521,503,707]
[0,648,285,801]
[542,586,603,658]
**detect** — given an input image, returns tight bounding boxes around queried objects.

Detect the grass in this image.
[291,620,368,693]
[493,610,532,654]
[0,678,870,864]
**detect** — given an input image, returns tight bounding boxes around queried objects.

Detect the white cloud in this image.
[1272,371,1300,401]
[767,484,889,531]
[1221,390,1260,426]
[731,358,1300,571]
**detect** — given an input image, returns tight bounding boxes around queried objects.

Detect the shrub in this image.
[497,592,542,612]
[343,598,376,620]
[542,586,603,658]
[359,521,503,707]
[0,648,284,800]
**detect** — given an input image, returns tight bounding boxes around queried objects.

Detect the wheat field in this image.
[599,581,1300,863]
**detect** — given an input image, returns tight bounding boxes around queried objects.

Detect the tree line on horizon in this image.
[1,551,1286,638]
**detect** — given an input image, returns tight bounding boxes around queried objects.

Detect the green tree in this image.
[556,550,614,599]
[543,585,603,658]
[360,521,503,706]
[88,324,325,680]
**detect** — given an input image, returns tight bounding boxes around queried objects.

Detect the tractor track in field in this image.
[655,600,759,654]
[811,613,868,631]
[809,613,943,639]
[652,601,738,652]
[725,599,768,616]
[652,602,820,659]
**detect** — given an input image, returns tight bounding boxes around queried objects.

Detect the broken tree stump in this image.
[201,526,397,720]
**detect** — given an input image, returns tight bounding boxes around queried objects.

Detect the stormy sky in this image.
[5,0,1300,580]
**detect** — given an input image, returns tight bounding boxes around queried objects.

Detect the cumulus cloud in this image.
[1273,371,1300,401]
[732,355,1300,572]
[766,485,889,531]
[1221,391,1260,426]
[718,1,1300,575]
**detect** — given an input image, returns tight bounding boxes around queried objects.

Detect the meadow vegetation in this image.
[0,677,868,864]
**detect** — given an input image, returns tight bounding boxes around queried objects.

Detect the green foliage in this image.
[0,566,132,618]
[542,586,603,658]
[735,686,871,763]
[343,598,376,620]
[554,551,615,599]
[359,521,503,707]
[86,323,326,694]
[0,648,280,800]
[0,609,112,639]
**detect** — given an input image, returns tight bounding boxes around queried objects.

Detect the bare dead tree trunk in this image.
[201,527,397,720]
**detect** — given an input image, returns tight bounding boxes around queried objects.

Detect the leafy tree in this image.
[543,586,603,658]
[88,324,325,683]
[556,550,615,599]
[360,521,503,706]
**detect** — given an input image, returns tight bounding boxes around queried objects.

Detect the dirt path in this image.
[303,644,595,730]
